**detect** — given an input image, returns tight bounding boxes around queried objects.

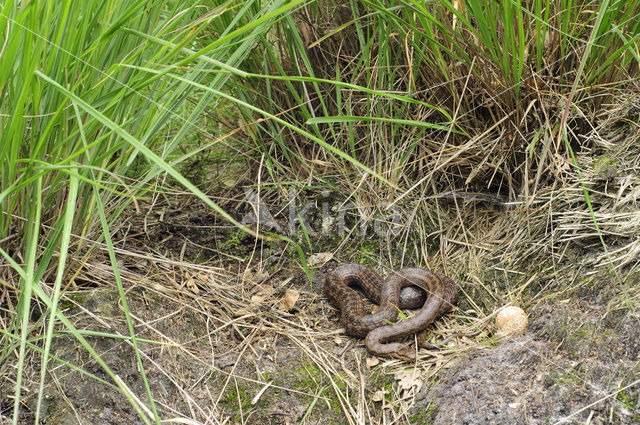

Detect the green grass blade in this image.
[35,172,78,423]
[12,177,42,425]
[34,70,260,238]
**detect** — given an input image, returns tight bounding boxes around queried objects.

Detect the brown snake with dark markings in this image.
[325,264,458,360]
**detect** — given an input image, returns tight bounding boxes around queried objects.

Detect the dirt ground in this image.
[2,196,639,425]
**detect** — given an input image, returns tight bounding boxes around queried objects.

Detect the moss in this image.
[215,227,254,261]
[292,363,322,390]
[592,154,619,181]
[220,384,264,422]
[277,361,351,416]
[616,387,639,422]
[219,228,246,251]
[59,293,86,310]
[369,369,394,402]
[409,403,435,423]
[550,372,582,386]
[358,239,381,265]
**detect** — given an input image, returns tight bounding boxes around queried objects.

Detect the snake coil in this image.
[325,264,458,359]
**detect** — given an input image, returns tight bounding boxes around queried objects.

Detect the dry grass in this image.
[51,204,494,424]
[48,114,640,420]
[2,0,639,423]
[5,108,638,422]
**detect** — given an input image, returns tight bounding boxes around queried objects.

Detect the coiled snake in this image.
[325,264,458,360]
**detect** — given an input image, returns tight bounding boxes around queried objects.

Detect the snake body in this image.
[365,269,458,360]
[325,264,458,359]
[324,264,428,338]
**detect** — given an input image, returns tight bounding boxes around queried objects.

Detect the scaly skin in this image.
[325,264,458,359]
[324,264,427,338]
[364,270,458,360]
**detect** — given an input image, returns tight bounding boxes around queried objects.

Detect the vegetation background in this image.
[1,0,639,424]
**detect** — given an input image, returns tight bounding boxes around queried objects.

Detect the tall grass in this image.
[231,0,639,196]
[0,1,304,423]
[1,0,638,423]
